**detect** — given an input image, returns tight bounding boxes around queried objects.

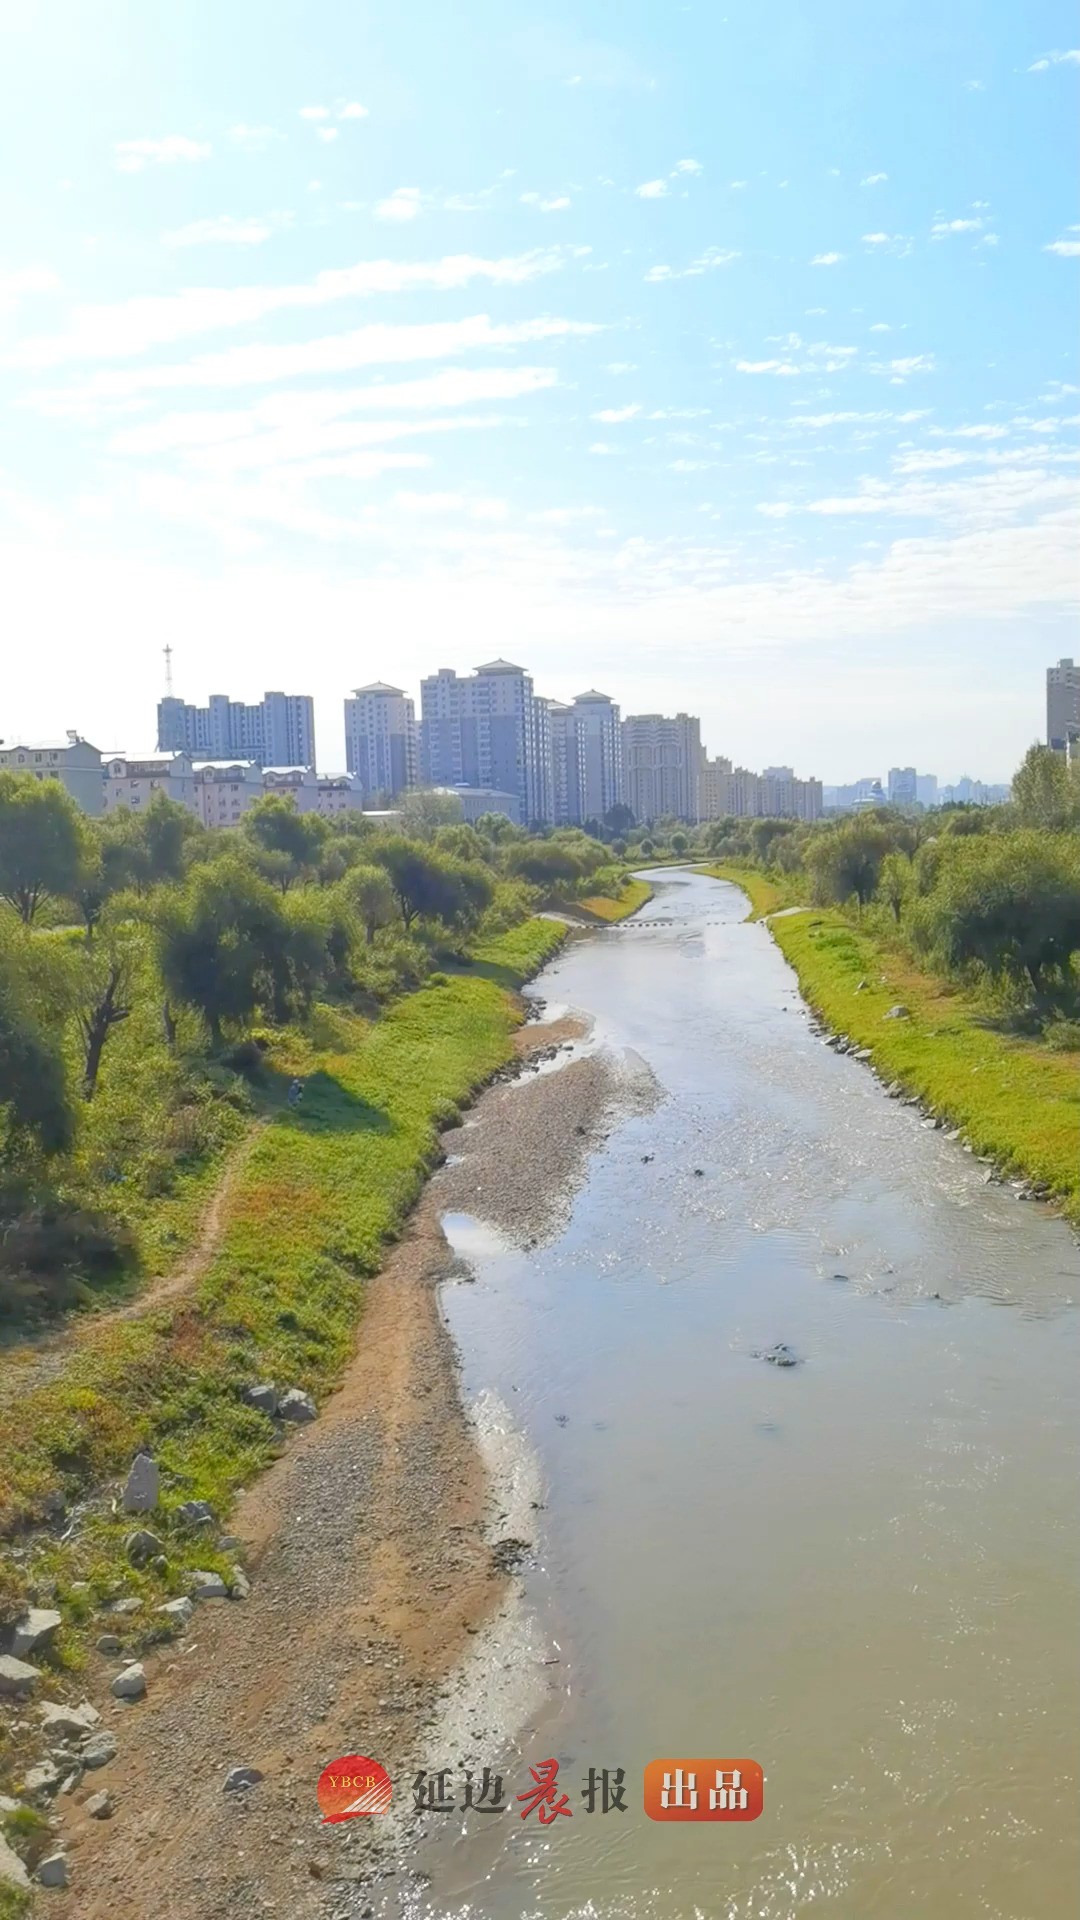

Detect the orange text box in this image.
[644,1758,763,1822]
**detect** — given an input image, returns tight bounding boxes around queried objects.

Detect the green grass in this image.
[577,878,653,922]
[0,920,566,1703]
[696,864,804,918]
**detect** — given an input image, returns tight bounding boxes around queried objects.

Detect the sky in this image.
[1,0,1077,783]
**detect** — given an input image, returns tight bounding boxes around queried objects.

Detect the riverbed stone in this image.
[229,1567,251,1600]
[81,1731,118,1770]
[156,1596,194,1627]
[86,1789,115,1819]
[223,1766,264,1792]
[107,1597,143,1616]
[175,1499,215,1528]
[124,1529,163,1566]
[121,1454,159,1513]
[190,1570,229,1600]
[754,1343,801,1368]
[883,1004,910,1020]
[0,1832,31,1893]
[96,1634,123,1656]
[110,1663,146,1701]
[243,1382,279,1416]
[279,1387,317,1423]
[21,1760,61,1800]
[39,1700,98,1738]
[9,1608,62,1659]
[0,1654,40,1697]
[37,1852,69,1889]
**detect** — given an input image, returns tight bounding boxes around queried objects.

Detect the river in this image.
[394,869,1080,1920]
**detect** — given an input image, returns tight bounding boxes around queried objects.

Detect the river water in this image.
[401,870,1080,1920]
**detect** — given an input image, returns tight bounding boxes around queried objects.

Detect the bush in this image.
[0,1197,136,1322]
[1044,1019,1080,1052]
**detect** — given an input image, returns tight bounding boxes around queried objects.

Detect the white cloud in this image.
[1028,49,1080,70]
[114,135,211,173]
[861,172,888,186]
[375,187,423,222]
[589,442,613,454]
[11,250,571,367]
[894,448,971,473]
[229,125,277,151]
[1046,234,1080,257]
[0,265,61,314]
[863,232,889,245]
[729,180,748,190]
[162,216,282,249]
[669,458,712,471]
[635,179,668,199]
[929,423,1007,439]
[930,216,984,238]
[317,127,340,145]
[644,246,739,283]
[521,192,570,211]
[810,252,843,265]
[889,354,936,378]
[339,103,369,120]
[591,404,640,423]
[673,159,703,174]
[299,106,331,120]
[869,322,891,332]
[736,359,801,376]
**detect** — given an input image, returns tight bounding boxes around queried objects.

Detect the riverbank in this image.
[708,864,1080,1225]
[0,918,567,1899]
[570,877,653,922]
[20,967,640,1918]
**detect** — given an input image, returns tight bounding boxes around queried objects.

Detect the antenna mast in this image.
[163,643,174,697]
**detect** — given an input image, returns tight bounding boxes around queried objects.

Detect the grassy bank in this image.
[0,919,564,1674]
[709,864,1080,1222]
[697,864,803,918]
[576,877,653,922]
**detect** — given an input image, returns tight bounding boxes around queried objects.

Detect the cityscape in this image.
[2,648,1060,832]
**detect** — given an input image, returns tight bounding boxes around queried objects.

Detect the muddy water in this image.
[405,870,1080,1920]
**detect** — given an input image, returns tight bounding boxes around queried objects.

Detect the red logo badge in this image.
[644,1758,763,1821]
[317,1755,392,1823]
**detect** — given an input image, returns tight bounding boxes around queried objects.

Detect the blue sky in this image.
[1,0,1077,780]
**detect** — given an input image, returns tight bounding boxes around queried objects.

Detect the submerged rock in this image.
[753,1343,801,1368]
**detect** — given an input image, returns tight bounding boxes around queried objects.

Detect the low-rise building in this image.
[192,760,263,828]
[699,755,822,821]
[103,751,197,815]
[1,733,104,815]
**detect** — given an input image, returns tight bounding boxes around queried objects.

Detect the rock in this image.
[39,1701,98,1738]
[85,1790,115,1819]
[124,1529,163,1566]
[223,1766,264,1792]
[9,1608,62,1660]
[692,1167,704,1177]
[110,1664,146,1701]
[217,1535,242,1554]
[42,1489,66,1520]
[121,1454,159,1514]
[229,1567,251,1601]
[95,1634,123,1656]
[57,1765,84,1796]
[156,1596,194,1627]
[853,1047,873,1060]
[190,1571,229,1600]
[37,1852,69,1889]
[107,1597,143,1616]
[81,1732,118,1771]
[0,1654,42,1697]
[279,1388,317,1423]
[754,1343,801,1368]
[640,1153,654,1163]
[854,979,868,992]
[883,1004,910,1020]
[22,1760,61,1800]
[175,1500,215,1529]
[243,1383,279,1416]
[0,1832,31,1893]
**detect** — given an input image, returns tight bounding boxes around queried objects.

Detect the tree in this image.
[910,834,1080,1000]
[141,793,201,884]
[806,820,891,907]
[604,802,635,835]
[398,788,465,838]
[0,774,84,924]
[750,819,795,864]
[241,795,327,891]
[670,830,689,855]
[346,863,397,944]
[505,840,587,889]
[77,936,135,1098]
[0,950,73,1155]
[156,860,290,1046]
[877,850,911,923]
[1011,744,1078,832]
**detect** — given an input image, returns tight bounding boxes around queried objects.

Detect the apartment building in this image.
[420,659,551,824]
[343,683,418,800]
[103,751,198,815]
[1,734,104,815]
[699,756,822,821]
[622,712,703,823]
[158,689,316,770]
[572,691,623,824]
[264,768,366,818]
[1047,657,1080,754]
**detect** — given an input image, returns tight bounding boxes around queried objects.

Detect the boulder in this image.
[243,1383,280,1416]
[21,1760,61,1800]
[107,1597,143,1617]
[754,1342,801,1368]
[0,1832,31,1894]
[95,1635,123,1656]
[9,1608,62,1660]
[156,1596,194,1627]
[229,1568,251,1601]
[81,1732,118,1771]
[175,1500,215,1529]
[86,1790,115,1819]
[39,1701,98,1739]
[110,1664,146,1701]
[190,1571,229,1600]
[883,1004,910,1020]
[37,1853,69,1889]
[279,1388,317,1423]
[121,1454,159,1514]
[223,1766,264,1793]
[0,1655,40,1697]
[124,1529,163,1566]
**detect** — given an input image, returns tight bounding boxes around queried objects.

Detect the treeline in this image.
[704,745,1080,1043]
[0,776,626,1320]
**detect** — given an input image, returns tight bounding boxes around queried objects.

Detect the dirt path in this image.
[0,1122,268,1406]
[42,1016,643,1919]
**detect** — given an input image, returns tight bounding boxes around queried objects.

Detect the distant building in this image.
[192,760,264,828]
[343,683,418,800]
[441,785,522,825]
[622,713,703,823]
[1047,657,1080,754]
[158,689,316,770]
[420,659,551,823]
[103,751,197,815]
[572,691,624,825]
[938,777,1011,808]
[546,702,577,826]
[699,755,822,821]
[0,733,103,815]
[823,777,886,813]
[887,766,918,807]
[915,773,938,809]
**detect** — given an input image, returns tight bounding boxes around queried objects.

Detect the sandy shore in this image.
[44,998,655,1919]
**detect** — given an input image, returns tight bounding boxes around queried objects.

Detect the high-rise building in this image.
[915,773,938,808]
[157,689,316,769]
[343,683,418,801]
[1047,658,1080,754]
[887,766,918,806]
[699,756,821,821]
[546,702,577,826]
[571,691,623,825]
[420,659,551,823]
[621,713,703,823]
